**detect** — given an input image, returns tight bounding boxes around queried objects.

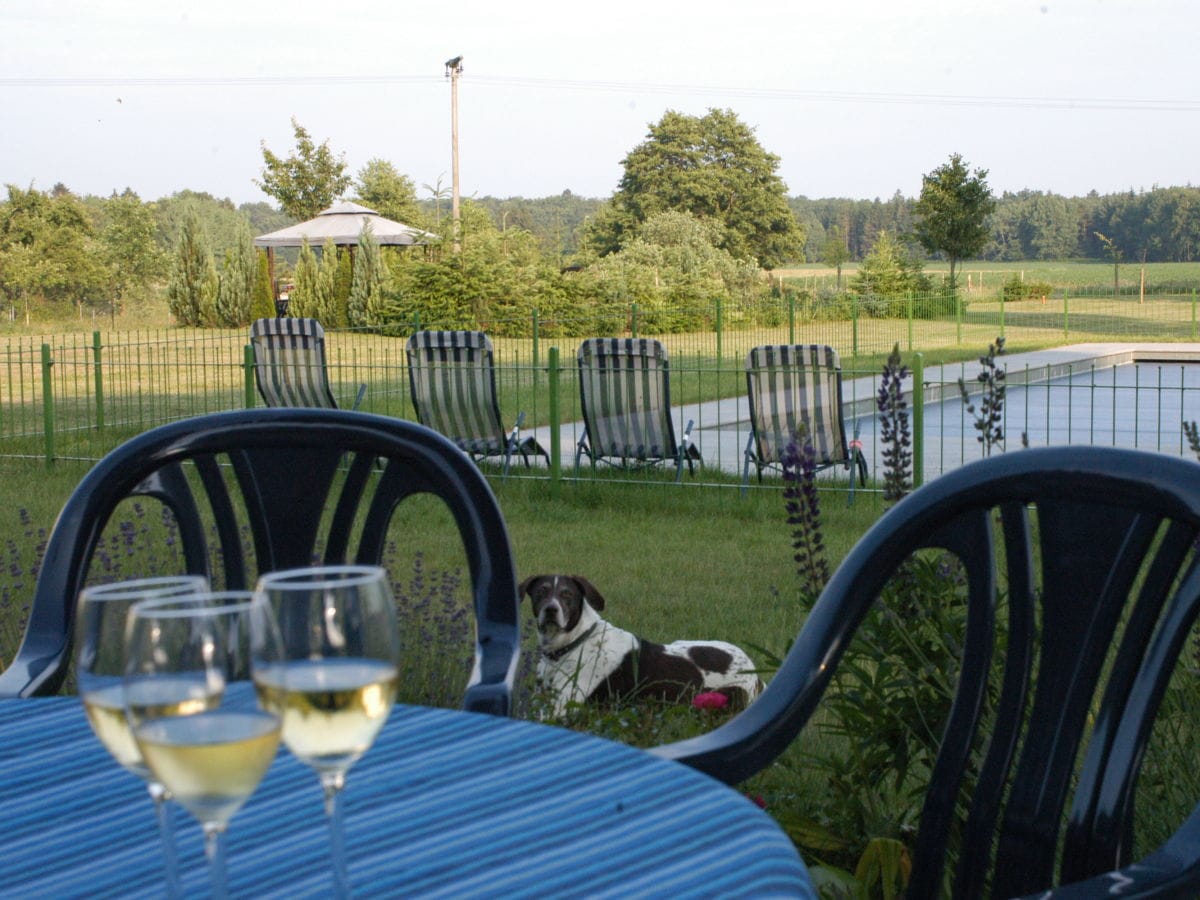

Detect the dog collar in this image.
[542,623,600,662]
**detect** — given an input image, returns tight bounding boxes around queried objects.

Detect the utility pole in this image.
[445,55,463,253]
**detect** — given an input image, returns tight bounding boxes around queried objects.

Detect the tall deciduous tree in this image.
[821,225,851,289]
[913,153,995,287]
[166,211,218,326]
[586,108,803,269]
[99,189,165,312]
[354,159,425,228]
[255,118,351,221]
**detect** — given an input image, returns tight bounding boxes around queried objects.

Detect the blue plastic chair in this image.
[655,446,1200,897]
[0,409,520,716]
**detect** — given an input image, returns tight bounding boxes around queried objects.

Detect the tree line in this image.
[4,108,1199,334]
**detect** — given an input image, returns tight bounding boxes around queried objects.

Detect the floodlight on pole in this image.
[445,55,464,253]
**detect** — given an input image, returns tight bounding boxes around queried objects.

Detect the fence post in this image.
[412,312,421,334]
[1192,289,1197,341]
[92,330,105,431]
[852,296,859,358]
[715,296,723,364]
[630,303,639,339]
[999,293,1005,339]
[41,343,55,465]
[911,352,924,489]
[1063,287,1070,340]
[547,346,561,493]
[906,294,914,352]
[787,291,795,345]
[243,344,257,408]
[955,291,963,345]
[531,309,540,369]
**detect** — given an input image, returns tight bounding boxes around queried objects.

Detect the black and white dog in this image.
[520,574,762,716]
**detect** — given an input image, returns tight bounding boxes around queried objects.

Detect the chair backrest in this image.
[406,330,507,456]
[653,446,1200,897]
[0,409,520,716]
[250,317,340,408]
[745,344,849,466]
[577,338,679,460]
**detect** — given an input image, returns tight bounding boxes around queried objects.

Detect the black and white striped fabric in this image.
[576,338,698,479]
[407,330,538,474]
[250,318,340,409]
[0,698,816,897]
[744,344,850,482]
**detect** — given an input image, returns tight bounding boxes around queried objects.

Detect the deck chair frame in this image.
[406,330,547,477]
[742,344,867,493]
[575,337,701,483]
[250,317,366,410]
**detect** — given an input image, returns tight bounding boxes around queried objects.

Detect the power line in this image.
[2,72,1197,113]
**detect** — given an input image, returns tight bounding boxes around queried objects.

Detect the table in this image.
[0,698,815,898]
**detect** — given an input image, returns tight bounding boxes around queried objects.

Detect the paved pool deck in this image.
[529,342,1200,482]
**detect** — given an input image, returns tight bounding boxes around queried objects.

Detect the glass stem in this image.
[147,781,182,899]
[203,823,228,900]
[321,771,350,899]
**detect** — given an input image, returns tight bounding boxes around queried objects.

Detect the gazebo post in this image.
[266,247,276,298]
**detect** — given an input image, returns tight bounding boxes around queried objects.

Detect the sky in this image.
[3,0,1198,208]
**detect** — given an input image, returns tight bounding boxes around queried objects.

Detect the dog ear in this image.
[517,575,538,599]
[571,575,605,611]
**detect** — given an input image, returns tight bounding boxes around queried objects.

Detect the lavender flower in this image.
[877,343,913,503]
[782,438,829,600]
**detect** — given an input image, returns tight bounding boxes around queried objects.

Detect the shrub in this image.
[1001,274,1053,302]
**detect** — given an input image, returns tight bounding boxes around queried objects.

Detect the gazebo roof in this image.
[253,201,437,248]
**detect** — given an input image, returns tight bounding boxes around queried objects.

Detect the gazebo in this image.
[254,200,437,307]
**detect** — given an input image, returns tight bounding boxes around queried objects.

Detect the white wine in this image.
[135,710,281,826]
[83,678,218,780]
[81,683,147,778]
[255,658,398,772]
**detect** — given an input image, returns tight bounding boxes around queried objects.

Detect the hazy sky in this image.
[3,0,1197,207]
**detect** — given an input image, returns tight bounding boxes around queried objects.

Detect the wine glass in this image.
[124,591,282,899]
[75,575,208,897]
[254,565,400,898]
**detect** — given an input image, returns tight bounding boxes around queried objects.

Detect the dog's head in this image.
[518,574,605,642]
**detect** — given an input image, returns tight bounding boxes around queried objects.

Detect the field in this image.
[778,259,1200,297]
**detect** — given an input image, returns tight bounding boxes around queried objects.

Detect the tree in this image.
[851,230,931,299]
[1094,231,1122,296]
[913,153,995,288]
[821,225,851,289]
[255,118,351,220]
[99,190,166,313]
[354,159,425,228]
[166,212,218,326]
[585,108,804,268]
[348,222,390,327]
[289,239,320,318]
[250,249,275,320]
[214,222,256,326]
[0,184,109,312]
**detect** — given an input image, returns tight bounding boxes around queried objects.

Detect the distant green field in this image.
[779,260,1200,298]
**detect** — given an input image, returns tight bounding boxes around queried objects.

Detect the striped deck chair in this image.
[406,330,547,477]
[250,318,366,410]
[575,338,701,482]
[743,344,867,493]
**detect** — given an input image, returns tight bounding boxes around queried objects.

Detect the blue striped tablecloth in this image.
[0,698,815,898]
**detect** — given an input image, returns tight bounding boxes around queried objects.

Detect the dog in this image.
[520,574,763,717]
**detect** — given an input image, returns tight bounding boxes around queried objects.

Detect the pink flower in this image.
[692,692,729,710]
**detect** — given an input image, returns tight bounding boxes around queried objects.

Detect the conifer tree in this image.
[333,245,353,328]
[289,239,319,318]
[166,212,218,326]
[250,250,275,320]
[215,223,256,326]
[314,237,340,325]
[348,222,389,327]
